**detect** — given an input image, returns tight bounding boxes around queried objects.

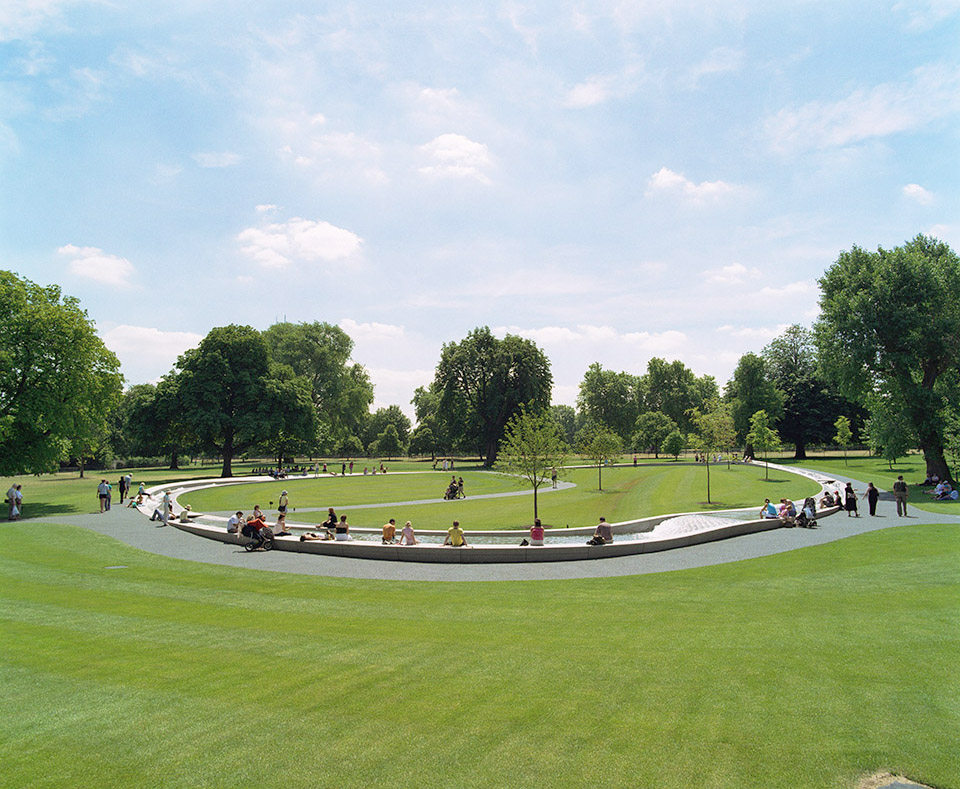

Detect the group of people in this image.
[5,484,23,520]
[816,475,911,518]
[443,476,465,499]
[760,497,818,526]
[97,474,136,512]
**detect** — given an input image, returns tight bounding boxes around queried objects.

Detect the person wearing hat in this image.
[892,475,909,516]
[278,490,288,514]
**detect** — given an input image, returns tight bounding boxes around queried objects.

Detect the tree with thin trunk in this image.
[497,405,567,521]
[746,409,780,480]
[576,423,622,492]
[689,399,736,504]
[833,415,852,466]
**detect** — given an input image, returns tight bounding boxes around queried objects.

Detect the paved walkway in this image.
[24,468,960,582]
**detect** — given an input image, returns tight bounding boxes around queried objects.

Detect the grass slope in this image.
[2,522,957,788]
[176,464,819,531]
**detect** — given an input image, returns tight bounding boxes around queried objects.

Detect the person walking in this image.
[863,482,880,516]
[97,479,110,513]
[892,475,909,516]
[844,482,859,517]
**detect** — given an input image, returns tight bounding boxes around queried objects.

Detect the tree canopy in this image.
[577,363,641,443]
[725,353,782,454]
[0,271,123,475]
[433,327,552,467]
[816,235,960,479]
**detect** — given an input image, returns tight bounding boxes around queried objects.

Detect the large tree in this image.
[633,411,677,457]
[816,235,960,480]
[262,321,373,451]
[762,325,847,459]
[175,325,313,477]
[576,422,622,492]
[433,327,552,467]
[0,271,123,475]
[642,358,717,434]
[724,353,782,456]
[576,363,641,443]
[689,398,736,504]
[361,405,411,451]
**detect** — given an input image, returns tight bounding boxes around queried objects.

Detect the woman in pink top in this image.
[529,518,544,546]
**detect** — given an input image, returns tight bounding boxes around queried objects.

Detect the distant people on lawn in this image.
[551,467,558,488]
[278,490,288,514]
[7,484,22,520]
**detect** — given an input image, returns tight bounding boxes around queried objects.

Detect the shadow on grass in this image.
[16,503,83,519]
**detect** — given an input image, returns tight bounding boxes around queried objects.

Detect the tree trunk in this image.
[483,436,498,467]
[744,441,755,459]
[793,440,807,459]
[168,450,179,470]
[221,434,234,478]
[79,456,84,479]
[705,459,711,503]
[533,485,539,520]
[597,462,603,491]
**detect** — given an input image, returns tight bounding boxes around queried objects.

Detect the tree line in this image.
[2,235,959,480]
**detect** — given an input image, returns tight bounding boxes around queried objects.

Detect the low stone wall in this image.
[173,507,840,563]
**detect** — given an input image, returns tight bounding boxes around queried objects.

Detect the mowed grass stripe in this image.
[1,521,958,787]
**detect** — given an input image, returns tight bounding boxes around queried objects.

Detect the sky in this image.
[2,0,958,421]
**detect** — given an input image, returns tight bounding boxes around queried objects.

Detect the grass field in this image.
[176,464,820,530]
[1,520,957,788]
[2,455,957,787]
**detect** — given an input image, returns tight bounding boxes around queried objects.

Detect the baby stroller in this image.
[795,497,817,528]
[242,524,275,551]
[443,485,459,500]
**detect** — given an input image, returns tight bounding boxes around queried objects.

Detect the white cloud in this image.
[339,318,405,343]
[237,217,362,268]
[0,0,77,42]
[685,47,744,87]
[756,280,818,299]
[255,203,279,213]
[645,167,741,204]
[716,324,790,341]
[706,262,762,284]
[418,133,493,184]
[903,183,935,205]
[193,151,242,168]
[764,63,960,154]
[563,65,643,108]
[101,325,203,367]
[58,244,136,287]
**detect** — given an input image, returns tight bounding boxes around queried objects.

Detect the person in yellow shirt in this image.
[444,520,468,547]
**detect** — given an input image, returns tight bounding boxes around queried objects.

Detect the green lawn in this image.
[175,463,819,530]
[1,521,957,788]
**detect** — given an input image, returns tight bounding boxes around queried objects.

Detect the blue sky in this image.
[2,1,958,419]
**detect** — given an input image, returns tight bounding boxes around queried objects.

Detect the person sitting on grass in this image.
[382,518,398,544]
[444,520,468,547]
[399,520,418,545]
[587,517,613,545]
[759,498,778,518]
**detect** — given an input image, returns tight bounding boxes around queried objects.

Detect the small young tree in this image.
[746,409,780,481]
[576,423,622,491]
[689,399,736,504]
[661,429,685,460]
[498,405,567,520]
[833,415,853,466]
[864,393,915,470]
